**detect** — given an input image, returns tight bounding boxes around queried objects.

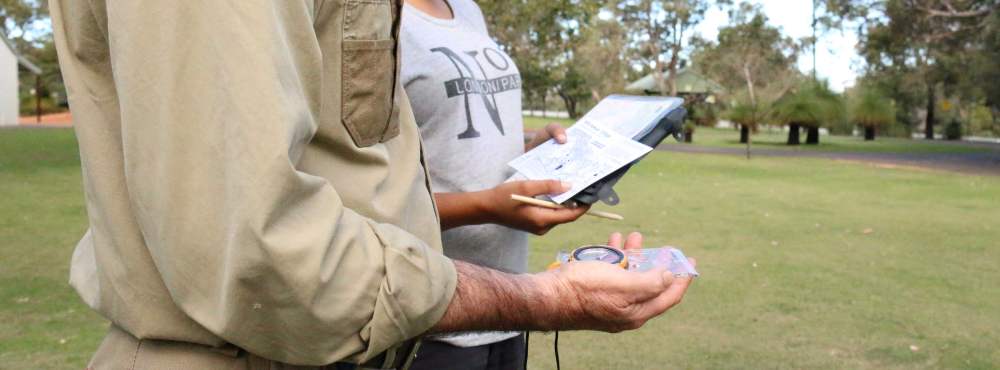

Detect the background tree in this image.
[955,7,1000,137]
[804,80,845,144]
[724,101,758,144]
[574,15,631,101]
[478,0,600,116]
[2,0,64,114]
[552,65,591,118]
[692,2,799,144]
[976,10,1000,128]
[615,0,711,96]
[0,0,42,47]
[849,83,896,140]
[833,0,999,139]
[771,80,843,145]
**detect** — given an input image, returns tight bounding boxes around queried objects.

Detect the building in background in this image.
[1,34,41,126]
[625,68,724,99]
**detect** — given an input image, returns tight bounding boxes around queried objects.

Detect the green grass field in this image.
[2,127,999,369]
[0,129,105,368]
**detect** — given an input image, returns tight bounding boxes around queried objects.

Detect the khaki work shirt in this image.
[50,0,457,366]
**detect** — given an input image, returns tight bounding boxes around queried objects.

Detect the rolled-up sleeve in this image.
[93,0,456,365]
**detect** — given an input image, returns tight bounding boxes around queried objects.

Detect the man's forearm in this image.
[430,261,575,333]
[429,238,696,335]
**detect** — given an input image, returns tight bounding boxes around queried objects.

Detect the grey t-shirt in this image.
[401,0,527,347]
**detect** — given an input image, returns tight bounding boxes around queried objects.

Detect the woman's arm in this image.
[434,123,587,234]
[434,191,493,230]
[434,180,590,235]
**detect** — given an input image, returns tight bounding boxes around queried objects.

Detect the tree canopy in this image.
[771,80,845,129]
[829,0,999,138]
[4,0,997,137]
[691,2,800,135]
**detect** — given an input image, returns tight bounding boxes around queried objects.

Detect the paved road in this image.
[658,143,1000,176]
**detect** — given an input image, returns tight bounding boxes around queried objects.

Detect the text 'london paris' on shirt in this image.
[400,0,526,348]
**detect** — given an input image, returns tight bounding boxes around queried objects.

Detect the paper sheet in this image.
[509,95,683,204]
[508,118,652,203]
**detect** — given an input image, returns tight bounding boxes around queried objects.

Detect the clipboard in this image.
[570,96,687,206]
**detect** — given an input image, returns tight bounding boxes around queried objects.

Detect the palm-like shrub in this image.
[849,87,895,141]
[771,80,844,145]
[691,103,719,127]
[724,101,759,144]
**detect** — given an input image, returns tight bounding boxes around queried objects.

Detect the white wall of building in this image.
[0,43,19,126]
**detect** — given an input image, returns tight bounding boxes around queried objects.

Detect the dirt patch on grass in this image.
[17,112,73,127]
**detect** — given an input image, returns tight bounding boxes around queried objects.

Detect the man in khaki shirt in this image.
[51,1,694,369]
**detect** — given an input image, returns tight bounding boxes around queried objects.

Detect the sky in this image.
[692,0,863,92]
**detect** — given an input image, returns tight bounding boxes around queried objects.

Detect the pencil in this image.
[510,194,624,221]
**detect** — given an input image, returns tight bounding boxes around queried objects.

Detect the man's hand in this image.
[482,180,589,235]
[432,232,696,333]
[539,232,695,332]
[525,123,568,151]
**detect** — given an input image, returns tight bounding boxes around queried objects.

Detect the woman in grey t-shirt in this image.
[400,0,590,369]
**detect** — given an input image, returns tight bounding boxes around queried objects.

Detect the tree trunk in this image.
[527,93,536,117]
[787,124,801,145]
[35,75,42,123]
[925,83,936,139]
[558,91,578,119]
[654,69,666,97]
[743,64,757,106]
[740,124,750,144]
[864,126,876,141]
[646,2,666,96]
[667,44,681,96]
[805,126,820,145]
[684,131,693,143]
[541,94,547,118]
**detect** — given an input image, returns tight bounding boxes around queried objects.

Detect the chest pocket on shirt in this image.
[341,0,402,147]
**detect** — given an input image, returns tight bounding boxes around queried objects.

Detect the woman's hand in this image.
[434,180,588,233]
[481,180,589,235]
[435,122,581,233]
[525,123,568,151]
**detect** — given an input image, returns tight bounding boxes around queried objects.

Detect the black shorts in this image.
[409,334,526,370]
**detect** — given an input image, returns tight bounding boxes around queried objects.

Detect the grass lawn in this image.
[524,115,993,155]
[0,128,105,368]
[3,127,999,369]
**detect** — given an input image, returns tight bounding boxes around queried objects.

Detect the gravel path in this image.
[658,143,1000,176]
